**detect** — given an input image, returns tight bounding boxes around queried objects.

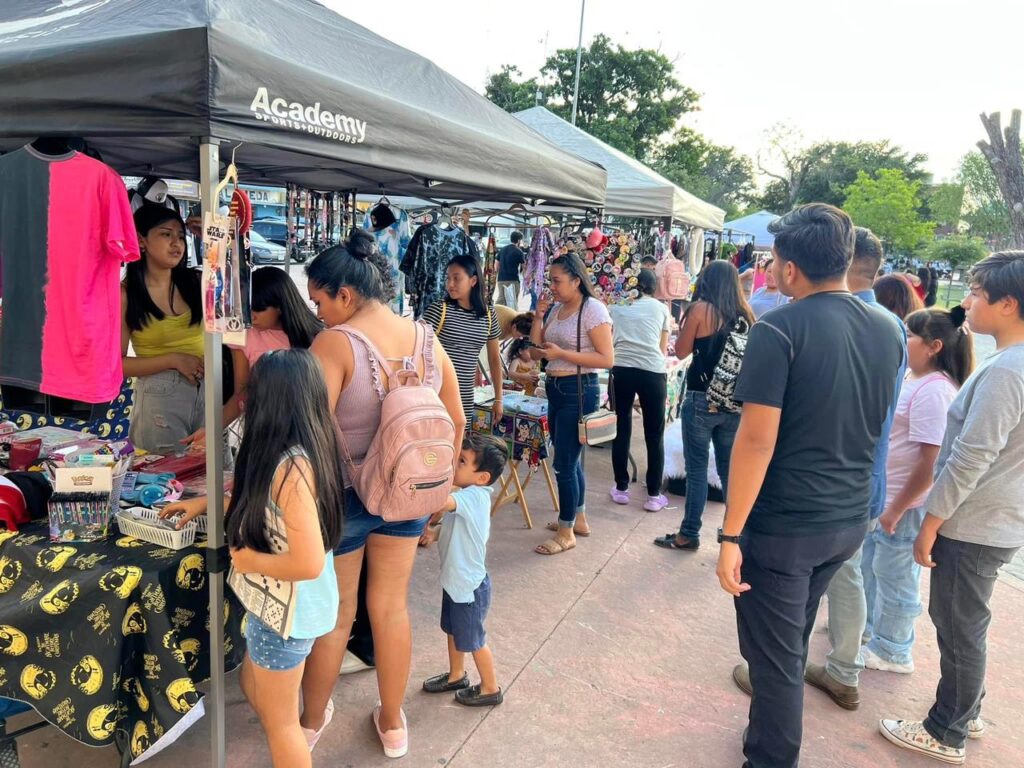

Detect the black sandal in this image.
[653,533,699,551]
[455,684,504,707]
[423,672,470,693]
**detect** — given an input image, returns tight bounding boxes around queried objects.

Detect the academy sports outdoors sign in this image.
[250,87,367,145]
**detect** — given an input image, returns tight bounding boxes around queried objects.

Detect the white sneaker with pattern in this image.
[968,717,985,739]
[879,719,965,764]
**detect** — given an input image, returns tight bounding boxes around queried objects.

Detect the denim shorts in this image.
[244,613,315,671]
[333,488,431,556]
[441,575,492,653]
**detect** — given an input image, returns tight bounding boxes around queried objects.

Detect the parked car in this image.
[251,217,308,263]
[248,229,287,264]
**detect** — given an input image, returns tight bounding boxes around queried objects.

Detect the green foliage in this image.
[484,65,541,114]
[922,235,989,269]
[652,128,756,217]
[842,169,934,253]
[484,34,699,161]
[958,151,1014,244]
[926,183,965,229]
[758,137,931,212]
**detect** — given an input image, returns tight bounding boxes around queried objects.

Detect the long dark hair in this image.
[905,306,975,387]
[873,274,924,319]
[550,253,599,301]
[446,253,488,318]
[685,260,754,328]
[251,267,323,349]
[637,268,657,297]
[124,204,201,331]
[226,349,343,553]
[306,229,395,305]
[506,337,534,367]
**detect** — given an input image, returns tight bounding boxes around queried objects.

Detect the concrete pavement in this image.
[12,422,1024,767]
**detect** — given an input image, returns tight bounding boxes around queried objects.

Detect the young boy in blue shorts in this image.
[422,433,508,707]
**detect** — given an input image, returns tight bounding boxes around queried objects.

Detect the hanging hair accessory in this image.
[949,305,968,331]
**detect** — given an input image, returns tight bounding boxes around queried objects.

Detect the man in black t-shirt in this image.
[495,230,525,307]
[716,204,904,768]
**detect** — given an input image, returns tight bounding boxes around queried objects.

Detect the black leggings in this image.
[611,366,667,496]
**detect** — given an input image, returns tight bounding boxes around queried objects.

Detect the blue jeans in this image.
[680,391,738,540]
[546,374,599,527]
[864,506,926,665]
[825,543,866,686]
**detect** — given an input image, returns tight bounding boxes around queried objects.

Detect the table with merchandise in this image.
[0,524,244,765]
[471,390,557,529]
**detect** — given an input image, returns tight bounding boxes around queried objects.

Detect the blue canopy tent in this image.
[723,210,780,250]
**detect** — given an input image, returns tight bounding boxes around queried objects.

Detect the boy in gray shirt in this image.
[881,251,1024,764]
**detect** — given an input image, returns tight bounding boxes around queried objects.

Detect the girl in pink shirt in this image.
[863,306,974,673]
[184,267,322,449]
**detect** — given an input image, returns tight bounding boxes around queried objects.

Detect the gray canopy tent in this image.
[0,1,606,765]
[514,107,725,230]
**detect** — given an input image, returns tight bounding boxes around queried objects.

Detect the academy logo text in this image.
[250,87,367,144]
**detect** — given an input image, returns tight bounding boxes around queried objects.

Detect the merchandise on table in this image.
[0,523,244,762]
[472,391,549,466]
[0,145,140,404]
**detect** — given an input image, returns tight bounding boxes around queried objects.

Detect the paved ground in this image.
[11,418,1024,767]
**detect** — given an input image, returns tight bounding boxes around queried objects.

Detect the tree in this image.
[959,151,1013,245]
[922,236,989,304]
[484,35,700,161]
[484,65,541,114]
[653,128,756,217]
[756,128,931,212]
[926,183,966,232]
[842,169,934,254]
[977,110,1024,248]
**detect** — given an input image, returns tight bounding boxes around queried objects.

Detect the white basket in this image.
[116,507,197,550]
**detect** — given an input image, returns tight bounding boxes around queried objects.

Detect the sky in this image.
[326,0,1020,185]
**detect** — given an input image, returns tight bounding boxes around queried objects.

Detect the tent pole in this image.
[200,139,227,768]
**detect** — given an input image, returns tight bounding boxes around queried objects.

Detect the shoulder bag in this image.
[575,297,617,445]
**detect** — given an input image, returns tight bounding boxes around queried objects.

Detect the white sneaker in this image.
[861,646,915,674]
[879,719,965,764]
[968,717,985,739]
[340,650,373,675]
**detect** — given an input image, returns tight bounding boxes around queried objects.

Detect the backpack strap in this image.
[436,302,447,335]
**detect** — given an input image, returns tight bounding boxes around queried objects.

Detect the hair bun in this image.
[347,228,376,260]
[949,305,967,329]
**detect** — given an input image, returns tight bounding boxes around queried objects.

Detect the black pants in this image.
[735,524,867,768]
[924,535,1019,748]
[347,559,374,665]
[611,366,667,496]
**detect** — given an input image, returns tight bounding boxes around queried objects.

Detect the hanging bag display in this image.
[575,297,617,446]
[704,316,751,414]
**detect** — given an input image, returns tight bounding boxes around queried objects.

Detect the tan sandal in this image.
[534,538,576,555]
[545,521,590,537]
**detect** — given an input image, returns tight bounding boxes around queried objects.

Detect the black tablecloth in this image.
[0,522,244,761]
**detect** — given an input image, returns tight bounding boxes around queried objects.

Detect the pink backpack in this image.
[333,323,456,522]
[654,258,690,300]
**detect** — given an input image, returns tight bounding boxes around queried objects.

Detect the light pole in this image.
[570,0,586,126]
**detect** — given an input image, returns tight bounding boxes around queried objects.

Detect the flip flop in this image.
[535,538,576,555]
[545,521,590,537]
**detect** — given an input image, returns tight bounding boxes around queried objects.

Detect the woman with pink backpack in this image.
[299,230,465,760]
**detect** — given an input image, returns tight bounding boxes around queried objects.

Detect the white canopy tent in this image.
[514,107,725,231]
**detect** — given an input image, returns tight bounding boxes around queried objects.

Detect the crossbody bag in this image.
[575,297,617,446]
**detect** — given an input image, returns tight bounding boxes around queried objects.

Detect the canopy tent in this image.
[723,210,780,249]
[513,107,725,230]
[0,3,607,767]
[0,0,606,207]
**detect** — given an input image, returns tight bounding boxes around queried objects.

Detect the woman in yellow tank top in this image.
[121,205,205,453]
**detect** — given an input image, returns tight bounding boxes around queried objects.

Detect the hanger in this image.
[214,142,242,202]
[436,204,454,229]
[483,202,532,228]
[375,187,391,208]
